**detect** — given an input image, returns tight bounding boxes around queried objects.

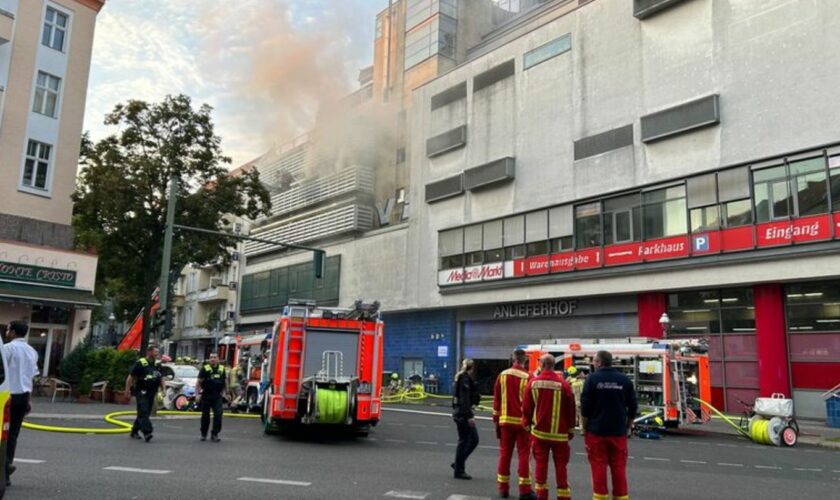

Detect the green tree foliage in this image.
[58,339,94,387]
[73,95,271,352]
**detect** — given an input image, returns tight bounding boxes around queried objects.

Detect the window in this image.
[22,140,52,191]
[525,211,548,256]
[503,215,525,260]
[439,228,463,269]
[42,7,69,52]
[574,202,601,249]
[406,0,457,30]
[405,13,457,69]
[603,193,641,245]
[464,225,483,265]
[786,282,840,333]
[789,157,828,217]
[643,185,687,240]
[483,220,503,263]
[523,34,571,69]
[549,205,573,253]
[668,288,755,335]
[830,156,840,212]
[722,199,752,227]
[690,205,720,233]
[33,71,61,118]
[753,165,790,222]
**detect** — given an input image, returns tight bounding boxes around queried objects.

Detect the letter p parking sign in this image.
[693,234,710,253]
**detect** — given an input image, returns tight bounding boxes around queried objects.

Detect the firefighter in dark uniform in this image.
[197,352,227,442]
[126,345,164,442]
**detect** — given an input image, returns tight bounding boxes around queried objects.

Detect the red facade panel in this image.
[791,362,840,390]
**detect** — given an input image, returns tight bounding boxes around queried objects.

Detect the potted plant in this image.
[82,347,118,402]
[110,349,139,404]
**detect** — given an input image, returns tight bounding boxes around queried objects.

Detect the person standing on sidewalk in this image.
[2,321,39,487]
[452,358,480,479]
[522,354,575,500]
[581,350,637,500]
[493,349,535,499]
[125,345,164,442]
[197,352,226,442]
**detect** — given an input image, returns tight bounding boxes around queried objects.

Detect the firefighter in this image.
[581,350,638,500]
[197,352,227,442]
[522,354,575,500]
[493,349,535,500]
[126,345,164,442]
[568,366,585,428]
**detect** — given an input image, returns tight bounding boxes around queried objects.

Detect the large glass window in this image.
[754,159,829,222]
[33,71,61,118]
[483,220,503,262]
[574,202,601,249]
[438,228,463,269]
[503,215,525,260]
[603,193,641,245]
[722,199,752,227]
[753,164,792,222]
[525,210,548,256]
[789,157,828,216]
[690,205,720,233]
[830,156,840,212]
[42,7,69,52]
[786,282,840,333]
[643,185,687,240]
[549,205,573,253]
[406,0,457,30]
[523,34,571,70]
[405,14,457,69]
[23,139,52,190]
[464,225,483,265]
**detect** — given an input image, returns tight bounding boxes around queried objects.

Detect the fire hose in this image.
[22,410,260,434]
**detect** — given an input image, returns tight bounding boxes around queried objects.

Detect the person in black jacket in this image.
[580,350,638,500]
[452,358,480,479]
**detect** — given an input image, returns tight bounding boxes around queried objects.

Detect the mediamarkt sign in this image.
[439,213,840,287]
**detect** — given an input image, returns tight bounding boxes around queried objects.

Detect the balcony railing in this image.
[268,165,375,218]
[196,285,229,303]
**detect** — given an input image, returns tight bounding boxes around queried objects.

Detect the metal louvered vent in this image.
[641,94,720,143]
[425,174,464,203]
[464,157,515,191]
[426,125,467,158]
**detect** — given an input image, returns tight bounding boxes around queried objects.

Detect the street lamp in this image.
[659,312,670,338]
[108,312,116,346]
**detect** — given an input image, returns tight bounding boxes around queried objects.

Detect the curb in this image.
[682,424,840,450]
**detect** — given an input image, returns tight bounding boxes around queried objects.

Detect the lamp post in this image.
[659,312,671,339]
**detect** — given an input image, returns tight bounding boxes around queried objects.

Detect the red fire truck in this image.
[261,301,384,435]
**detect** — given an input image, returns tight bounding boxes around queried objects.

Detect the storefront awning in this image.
[0,281,100,308]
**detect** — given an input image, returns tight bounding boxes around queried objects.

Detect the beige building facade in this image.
[0,0,103,375]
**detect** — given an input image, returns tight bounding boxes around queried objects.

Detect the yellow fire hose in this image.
[693,397,750,438]
[316,388,349,424]
[23,410,259,435]
[693,397,786,446]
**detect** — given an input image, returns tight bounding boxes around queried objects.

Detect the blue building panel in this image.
[382,310,457,394]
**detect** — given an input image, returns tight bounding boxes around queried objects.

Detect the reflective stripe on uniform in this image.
[501,374,508,423]
[550,389,561,436]
[530,379,564,390]
[613,496,629,500]
[592,494,609,500]
[536,483,549,492]
[497,474,510,484]
[518,477,532,486]
[498,415,521,425]
[556,487,571,497]
[531,428,568,442]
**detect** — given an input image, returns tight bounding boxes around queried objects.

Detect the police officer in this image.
[126,345,164,442]
[197,352,226,442]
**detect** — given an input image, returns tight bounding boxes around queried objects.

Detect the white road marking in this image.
[643,457,670,462]
[716,443,737,448]
[382,407,492,421]
[433,425,449,429]
[14,459,45,464]
[446,495,492,500]
[754,465,781,470]
[384,490,429,499]
[416,441,438,445]
[445,443,457,447]
[794,468,823,472]
[238,477,312,486]
[385,439,408,443]
[680,460,707,465]
[477,445,497,450]
[104,466,170,475]
[717,463,744,467]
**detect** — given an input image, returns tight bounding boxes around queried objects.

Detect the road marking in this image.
[384,490,429,499]
[643,457,670,462]
[446,496,491,500]
[754,465,781,470]
[385,439,408,443]
[680,460,707,465]
[382,407,492,421]
[716,443,737,448]
[717,463,744,467]
[433,425,449,429]
[794,468,823,472]
[104,466,171,475]
[238,477,312,486]
[445,443,457,447]
[416,441,438,445]
[14,459,45,464]
[477,445,497,450]
[409,424,427,428]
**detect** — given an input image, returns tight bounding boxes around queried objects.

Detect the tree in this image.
[73,95,271,352]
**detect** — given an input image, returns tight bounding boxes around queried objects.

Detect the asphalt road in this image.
[8,406,839,500]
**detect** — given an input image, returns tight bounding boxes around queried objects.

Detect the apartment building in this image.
[0,0,103,375]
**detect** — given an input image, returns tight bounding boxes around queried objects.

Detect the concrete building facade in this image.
[0,0,103,375]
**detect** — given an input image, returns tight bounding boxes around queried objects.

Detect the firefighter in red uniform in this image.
[522,354,575,500]
[493,349,535,500]
[581,350,637,500]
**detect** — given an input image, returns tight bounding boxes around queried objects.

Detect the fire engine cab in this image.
[519,338,712,429]
[261,301,384,435]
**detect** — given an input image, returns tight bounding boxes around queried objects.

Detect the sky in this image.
[85,0,386,168]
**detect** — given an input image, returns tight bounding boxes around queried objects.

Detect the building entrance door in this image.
[27,327,49,375]
[28,325,69,376]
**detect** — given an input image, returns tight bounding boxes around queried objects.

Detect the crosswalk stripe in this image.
[104,466,170,474]
[237,477,311,486]
[384,491,429,499]
[14,459,45,464]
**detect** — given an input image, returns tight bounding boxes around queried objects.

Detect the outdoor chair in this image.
[90,381,108,403]
[51,378,72,403]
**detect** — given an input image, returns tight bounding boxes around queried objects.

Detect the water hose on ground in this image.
[693,397,752,440]
[23,409,259,434]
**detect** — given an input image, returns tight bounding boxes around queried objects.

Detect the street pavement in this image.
[9,401,840,499]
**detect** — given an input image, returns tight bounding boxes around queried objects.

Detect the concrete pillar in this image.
[753,284,791,397]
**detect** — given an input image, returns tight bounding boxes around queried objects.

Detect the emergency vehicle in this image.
[519,337,712,429]
[230,333,272,412]
[261,301,384,435]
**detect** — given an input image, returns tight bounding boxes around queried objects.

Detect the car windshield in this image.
[174,366,199,378]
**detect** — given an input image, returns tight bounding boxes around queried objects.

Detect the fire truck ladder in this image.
[671,359,696,424]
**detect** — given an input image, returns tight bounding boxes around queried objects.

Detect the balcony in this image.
[268,165,375,218]
[196,285,230,303]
